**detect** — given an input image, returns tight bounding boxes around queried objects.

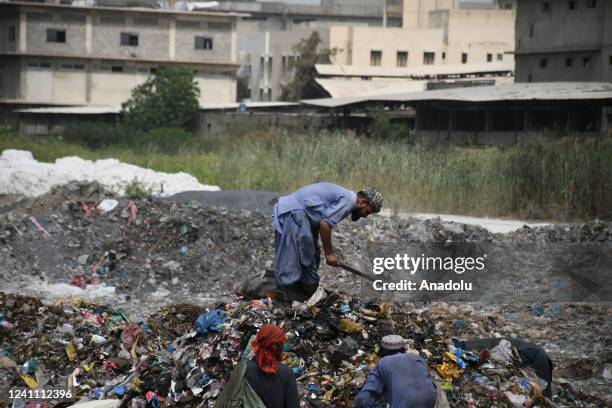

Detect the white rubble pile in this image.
[0,149,220,197]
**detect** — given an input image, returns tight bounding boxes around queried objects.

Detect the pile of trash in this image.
[1,182,610,407]
[1,291,608,408]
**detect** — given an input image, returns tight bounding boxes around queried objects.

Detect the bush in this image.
[133,127,196,154]
[62,123,196,153]
[368,108,414,143]
[121,66,200,132]
[123,179,152,199]
[63,122,127,149]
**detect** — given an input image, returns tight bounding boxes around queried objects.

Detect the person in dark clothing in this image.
[465,337,554,398]
[245,324,299,408]
[355,335,440,408]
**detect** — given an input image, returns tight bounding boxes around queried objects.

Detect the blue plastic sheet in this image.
[195,309,227,334]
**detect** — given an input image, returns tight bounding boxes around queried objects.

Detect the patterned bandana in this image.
[361,187,383,213]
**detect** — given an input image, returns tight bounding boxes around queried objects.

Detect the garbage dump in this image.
[1,290,608,408]
[0,182,610,407]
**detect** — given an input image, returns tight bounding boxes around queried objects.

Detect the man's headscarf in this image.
[360,187,383,213]
[252,324,287,375]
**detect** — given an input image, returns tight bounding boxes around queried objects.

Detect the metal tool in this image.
[339,262,376,282]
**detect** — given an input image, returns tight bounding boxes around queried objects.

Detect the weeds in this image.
[1,128,610,220]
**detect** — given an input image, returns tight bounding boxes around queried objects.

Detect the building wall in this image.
[174,18,234,63]
[91,13,172,61]
[25,10,88,56]
[442,9,515,65]
[515,0,612,82]
[240,28,331,101]
[15,57,234,106]
[402,0,460,29]
[0,12,20,53]
[0,57,22,99]
[341,27,445,67]
[0,5,238,105]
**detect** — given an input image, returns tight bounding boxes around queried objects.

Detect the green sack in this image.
[214,360,268,408]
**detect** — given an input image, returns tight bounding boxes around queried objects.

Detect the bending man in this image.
[273,183,382,301]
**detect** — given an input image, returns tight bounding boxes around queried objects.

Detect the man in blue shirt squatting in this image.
[355,335,448,408]
[272,183,383,302]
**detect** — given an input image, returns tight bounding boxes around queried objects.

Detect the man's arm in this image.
[355,364,385,408]
[319,220,339,267]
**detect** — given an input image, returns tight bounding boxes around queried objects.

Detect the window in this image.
[497,53,503,61]
[583,57,590,67]
[486,53,492,63]
[442,52,446,60]
[423,51,435,65]
[566,57,573,67]
[568,1,575,10]
[529,24,534,38]
[27,62,52,69]
[100,15,125,25]
[542,2,550,12]
[370,50,382,66]
[540,58,547,68]
[195,36,213,50]
[111,65,123,72]
[461,52,468,64]
[177,20,200,29]
[503,2,513,9]
[396,51,408,67]
[46,29,66,43]
[60,14,86,23]
[528,74,532,82]
[27,12,52,21]
[586,0,596,8]
[207,22,231,31]
[609,55,612,65]
[133,17,158,26]
[60,63,85,70]
[120,32,139,47]
[8,26,16,43]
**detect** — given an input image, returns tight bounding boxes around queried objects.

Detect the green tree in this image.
[121,66,200,131]
[280,32,337,101]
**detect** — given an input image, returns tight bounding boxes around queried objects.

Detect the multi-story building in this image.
[0,1,242,106]
[515,0,612,82]
[243,0,515,101]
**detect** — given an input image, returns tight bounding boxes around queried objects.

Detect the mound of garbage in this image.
[0,182,610,407]
[1,291,607,408]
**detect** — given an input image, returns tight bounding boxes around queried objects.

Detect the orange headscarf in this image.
[252,324,287,375]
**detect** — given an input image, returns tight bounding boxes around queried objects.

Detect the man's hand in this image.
[325,253,340,267]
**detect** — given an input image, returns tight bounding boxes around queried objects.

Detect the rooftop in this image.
[315,61,514,79]
[14,101,299,114]
[302,82,612,108]
[3,1,249,18]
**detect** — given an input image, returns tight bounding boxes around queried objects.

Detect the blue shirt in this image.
[355,353,437,408]
[272,183,357,233]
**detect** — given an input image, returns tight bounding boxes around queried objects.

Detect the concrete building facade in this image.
[242,6,515,101]
[0,2,241,106]
[515,0,612,82]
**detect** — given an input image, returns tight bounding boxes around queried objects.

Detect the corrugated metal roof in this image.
[316,76,514,98]
[5,1,249,17]
[15,101,299,115]
[200,101,299,110]
[302,82,612,108]
[15,105,122,115]
[315,61,514,78]
[316,78,427,98]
